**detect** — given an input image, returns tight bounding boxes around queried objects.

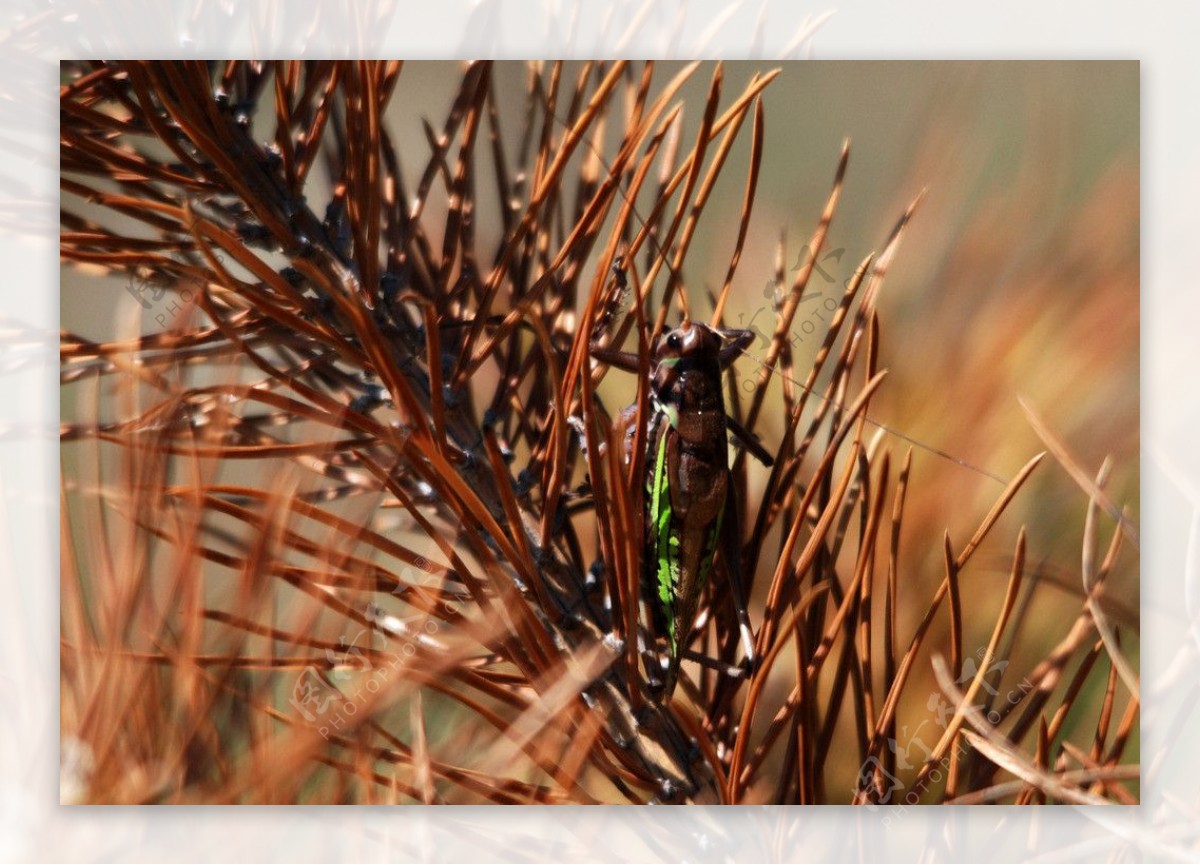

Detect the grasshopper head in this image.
[652,321,725,414]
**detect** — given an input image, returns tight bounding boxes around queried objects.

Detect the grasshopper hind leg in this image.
[719,476,758,678]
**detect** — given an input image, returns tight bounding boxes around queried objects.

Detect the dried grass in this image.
[60,60,1138,804]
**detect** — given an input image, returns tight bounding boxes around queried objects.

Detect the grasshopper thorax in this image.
[653,322,723,404]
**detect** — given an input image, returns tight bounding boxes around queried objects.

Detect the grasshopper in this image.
[594,317,774,699]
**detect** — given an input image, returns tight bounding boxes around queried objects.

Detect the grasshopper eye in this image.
[666,333,682,351]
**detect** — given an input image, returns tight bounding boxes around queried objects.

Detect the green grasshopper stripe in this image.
[651,430,677,647]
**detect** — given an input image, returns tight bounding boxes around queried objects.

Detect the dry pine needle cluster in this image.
[60,60,1138,805]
